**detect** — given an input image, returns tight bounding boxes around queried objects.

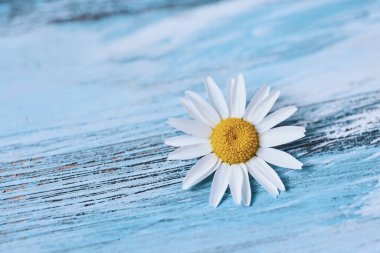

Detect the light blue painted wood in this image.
[1,0,380,252]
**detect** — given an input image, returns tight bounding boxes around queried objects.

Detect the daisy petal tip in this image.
[167,153,177,160]
[184,90,192,96]
[205,77,218,89]
[167,152,178,160]
[182,95,190,102]
[233,199,242,206]
[286,160,303,169]
[287,106,298,115]
[209,200,219,208]
[179,97,187,104]
[295,163,303,170]
[260,84,270,92]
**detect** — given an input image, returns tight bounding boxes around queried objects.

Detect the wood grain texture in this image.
[1,0,380,252]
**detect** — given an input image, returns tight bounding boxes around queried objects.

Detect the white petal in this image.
[165,135,209,147]
[185,91,221,126]
[244,85,270,120]
[228,74,246,118]
[209,163,230,207]
[233,73,246,118]
[240,164,251,206]
[247,90,280,125]
[168,118,211,138]
[182,154,220,189]
[256,106,298,133]
[246,160,279,197]
[167,143,212,160]
[259,126,305,147]
[180,98,213,127]
[205,77,229,119]
[257,147,303,169]
[228,164,243,205]
[250,157,285,191]
[227,78,235,117]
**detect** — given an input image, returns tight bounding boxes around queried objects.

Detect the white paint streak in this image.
[358,180,380,217]
[105,0,266,58]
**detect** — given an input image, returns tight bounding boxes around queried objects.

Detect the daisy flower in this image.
[166,74,305,207]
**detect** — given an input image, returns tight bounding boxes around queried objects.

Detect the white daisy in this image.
[166,74,305,207]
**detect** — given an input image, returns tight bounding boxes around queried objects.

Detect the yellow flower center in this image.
[211,118,259,164]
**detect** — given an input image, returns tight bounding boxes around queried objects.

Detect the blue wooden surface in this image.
[1,0,380,252]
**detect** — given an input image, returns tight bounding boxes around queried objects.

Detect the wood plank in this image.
[1,0,380,252]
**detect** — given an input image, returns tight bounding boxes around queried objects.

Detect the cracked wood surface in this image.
[1,0,380,252]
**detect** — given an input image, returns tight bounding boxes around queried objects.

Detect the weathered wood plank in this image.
[1,0,380,252]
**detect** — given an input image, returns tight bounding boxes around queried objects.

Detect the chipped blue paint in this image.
[0,0,380,252]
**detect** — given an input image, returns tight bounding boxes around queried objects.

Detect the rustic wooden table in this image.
[1,0,380,252]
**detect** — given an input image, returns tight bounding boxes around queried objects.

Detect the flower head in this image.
[166,74,305,207]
